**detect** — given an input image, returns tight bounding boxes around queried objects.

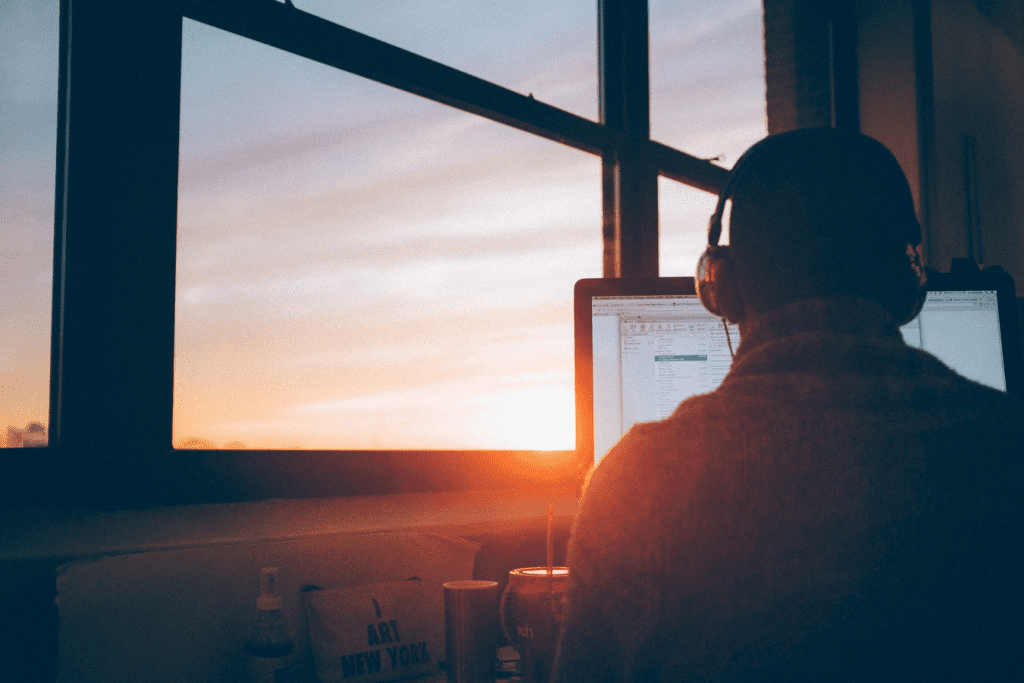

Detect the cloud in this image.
[650,2,767,161]
[175,110,603,304]
[292,0,597,118]
[0,0,59,104]
[188,361,576,450]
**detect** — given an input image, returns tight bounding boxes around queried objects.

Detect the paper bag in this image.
[303,578,440,682]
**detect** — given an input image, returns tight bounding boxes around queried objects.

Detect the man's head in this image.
[696,127,925,326]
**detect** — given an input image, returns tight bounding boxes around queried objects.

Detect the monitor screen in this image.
[899,289,1006,391]
[577,279,1018,468]
[590,293,738,462]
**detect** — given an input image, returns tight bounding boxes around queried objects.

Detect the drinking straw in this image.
[547,503,554,590]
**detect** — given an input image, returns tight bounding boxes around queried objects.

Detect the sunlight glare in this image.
[498,387,575,451]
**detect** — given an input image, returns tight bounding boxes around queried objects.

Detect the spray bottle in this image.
[245,567,297,682]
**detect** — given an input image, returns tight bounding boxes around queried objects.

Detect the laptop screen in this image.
[576,278,1020,467]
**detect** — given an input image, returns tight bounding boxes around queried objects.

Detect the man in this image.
[551,128,1024,682]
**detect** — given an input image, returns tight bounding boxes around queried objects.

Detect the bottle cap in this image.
[257,567,283,611]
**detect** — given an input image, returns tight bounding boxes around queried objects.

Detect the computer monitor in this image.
[575,274,1022,467]
[574,278,735,467]
[899,289,1006,390]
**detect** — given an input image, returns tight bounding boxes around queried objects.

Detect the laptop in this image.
[575,273,1022,467]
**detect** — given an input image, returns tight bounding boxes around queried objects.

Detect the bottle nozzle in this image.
[257,567,283,611]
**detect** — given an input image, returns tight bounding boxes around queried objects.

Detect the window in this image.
[175,19,601,450]
[8,0,767,508]
[0,0,59,449]
[650,0,766,158]
[651,0,766,277]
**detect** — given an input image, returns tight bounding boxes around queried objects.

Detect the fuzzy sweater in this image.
[552,297,1024,683]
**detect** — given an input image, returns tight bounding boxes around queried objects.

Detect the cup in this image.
[499,567,568,683]
[444,580,500,683]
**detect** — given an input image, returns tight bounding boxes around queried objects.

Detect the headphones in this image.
[695,129,928,326]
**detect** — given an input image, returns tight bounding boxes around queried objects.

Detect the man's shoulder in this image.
[586,392,731,493]
[936,374,1024,442]
[893,346,1024,422]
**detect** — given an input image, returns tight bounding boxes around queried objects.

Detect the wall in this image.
[930,0,1024,284]
[856,0,926,231]
[857,0,1024,287]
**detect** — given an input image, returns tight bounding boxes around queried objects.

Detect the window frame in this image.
[9,0,730,509]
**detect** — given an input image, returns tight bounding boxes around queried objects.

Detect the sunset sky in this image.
[1,0,765,450]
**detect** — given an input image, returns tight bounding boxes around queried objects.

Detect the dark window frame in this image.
[9,0,732,510]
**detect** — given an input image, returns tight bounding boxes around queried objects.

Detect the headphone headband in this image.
[706,128,923,250]
[707,144,757,247]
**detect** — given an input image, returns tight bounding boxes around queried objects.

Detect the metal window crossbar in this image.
[183,0,727,192]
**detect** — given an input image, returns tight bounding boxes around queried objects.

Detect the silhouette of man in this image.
[552,128,1024,682]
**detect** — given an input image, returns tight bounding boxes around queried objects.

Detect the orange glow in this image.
[496,387,576,451]
[519,568,568,576]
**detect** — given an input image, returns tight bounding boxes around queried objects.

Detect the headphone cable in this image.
[722,318,736,360]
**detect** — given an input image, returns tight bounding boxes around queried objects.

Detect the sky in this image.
[1,0,766,450]
[0,0,59,443]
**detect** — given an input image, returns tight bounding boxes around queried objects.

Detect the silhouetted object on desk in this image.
[444,580,500,683]
[245,567,297,682]
[502,568,568,683]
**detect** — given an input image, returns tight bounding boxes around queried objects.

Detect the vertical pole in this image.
[913,0,935,267]
[602,151,618,276]
[599,0,658,278]
[828,0,860,131]
[53,0,181,504]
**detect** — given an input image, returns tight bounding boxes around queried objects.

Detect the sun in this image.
[498,387,575,451]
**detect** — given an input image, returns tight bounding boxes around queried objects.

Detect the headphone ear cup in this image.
[696,245,732,318]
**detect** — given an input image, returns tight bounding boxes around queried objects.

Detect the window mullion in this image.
[54,0,181,503]
[599,0,658,278]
